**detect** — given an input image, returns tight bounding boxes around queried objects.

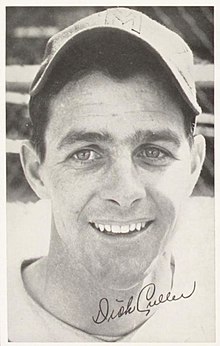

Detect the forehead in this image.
[45,70,186,143]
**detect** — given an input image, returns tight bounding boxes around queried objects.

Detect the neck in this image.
[23,229,174,339]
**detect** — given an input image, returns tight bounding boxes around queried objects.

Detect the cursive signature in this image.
[92,281,196,324]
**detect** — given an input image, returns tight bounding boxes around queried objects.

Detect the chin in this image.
[94,258,159,291]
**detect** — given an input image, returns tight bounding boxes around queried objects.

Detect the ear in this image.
[188,134,206,196]
[20,140,49,199]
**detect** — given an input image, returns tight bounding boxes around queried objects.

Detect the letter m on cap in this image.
[105,9,142,34]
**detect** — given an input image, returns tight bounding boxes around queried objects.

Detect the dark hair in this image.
[29,30,196,162]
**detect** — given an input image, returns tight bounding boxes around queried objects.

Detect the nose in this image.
[100,158,146,208]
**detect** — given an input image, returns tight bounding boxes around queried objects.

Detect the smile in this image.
[90,220,153,235]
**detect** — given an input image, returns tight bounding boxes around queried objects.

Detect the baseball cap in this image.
[30,7,201,115]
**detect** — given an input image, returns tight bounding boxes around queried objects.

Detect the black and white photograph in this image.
[4,3,216,343]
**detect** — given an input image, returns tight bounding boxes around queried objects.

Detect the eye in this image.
[138,147,165,159]
[135,145,174,166]
[72,149,101,162]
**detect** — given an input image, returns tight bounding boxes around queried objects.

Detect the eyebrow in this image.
[57,130,113,150]
[57,128,181,150]
[131,129,181,147]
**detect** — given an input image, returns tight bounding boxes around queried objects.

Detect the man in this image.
[7,7,215,342]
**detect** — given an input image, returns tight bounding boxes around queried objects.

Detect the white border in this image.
[2,0,217,5]
[1,1,219,346]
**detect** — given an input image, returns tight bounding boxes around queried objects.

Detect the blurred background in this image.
[6,6,214,202]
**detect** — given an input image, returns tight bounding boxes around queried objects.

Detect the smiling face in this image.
[36,70,198,289]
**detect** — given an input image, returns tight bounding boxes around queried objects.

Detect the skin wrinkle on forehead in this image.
[53,108,180,119]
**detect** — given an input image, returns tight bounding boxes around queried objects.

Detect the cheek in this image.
[146,159,192,248]
[44,167,99,235]
[46,166,95,201]
[151,157,192,205]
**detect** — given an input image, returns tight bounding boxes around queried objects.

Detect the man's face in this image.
[40,70,194,289]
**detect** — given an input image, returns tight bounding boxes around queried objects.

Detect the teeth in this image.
[111,225,121,233]
[136,223,141,231]
[99,224,105,232]
[92,221,149,234]
[130,224,136,231]
[121,225,129,233]
[105,225,111,232]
